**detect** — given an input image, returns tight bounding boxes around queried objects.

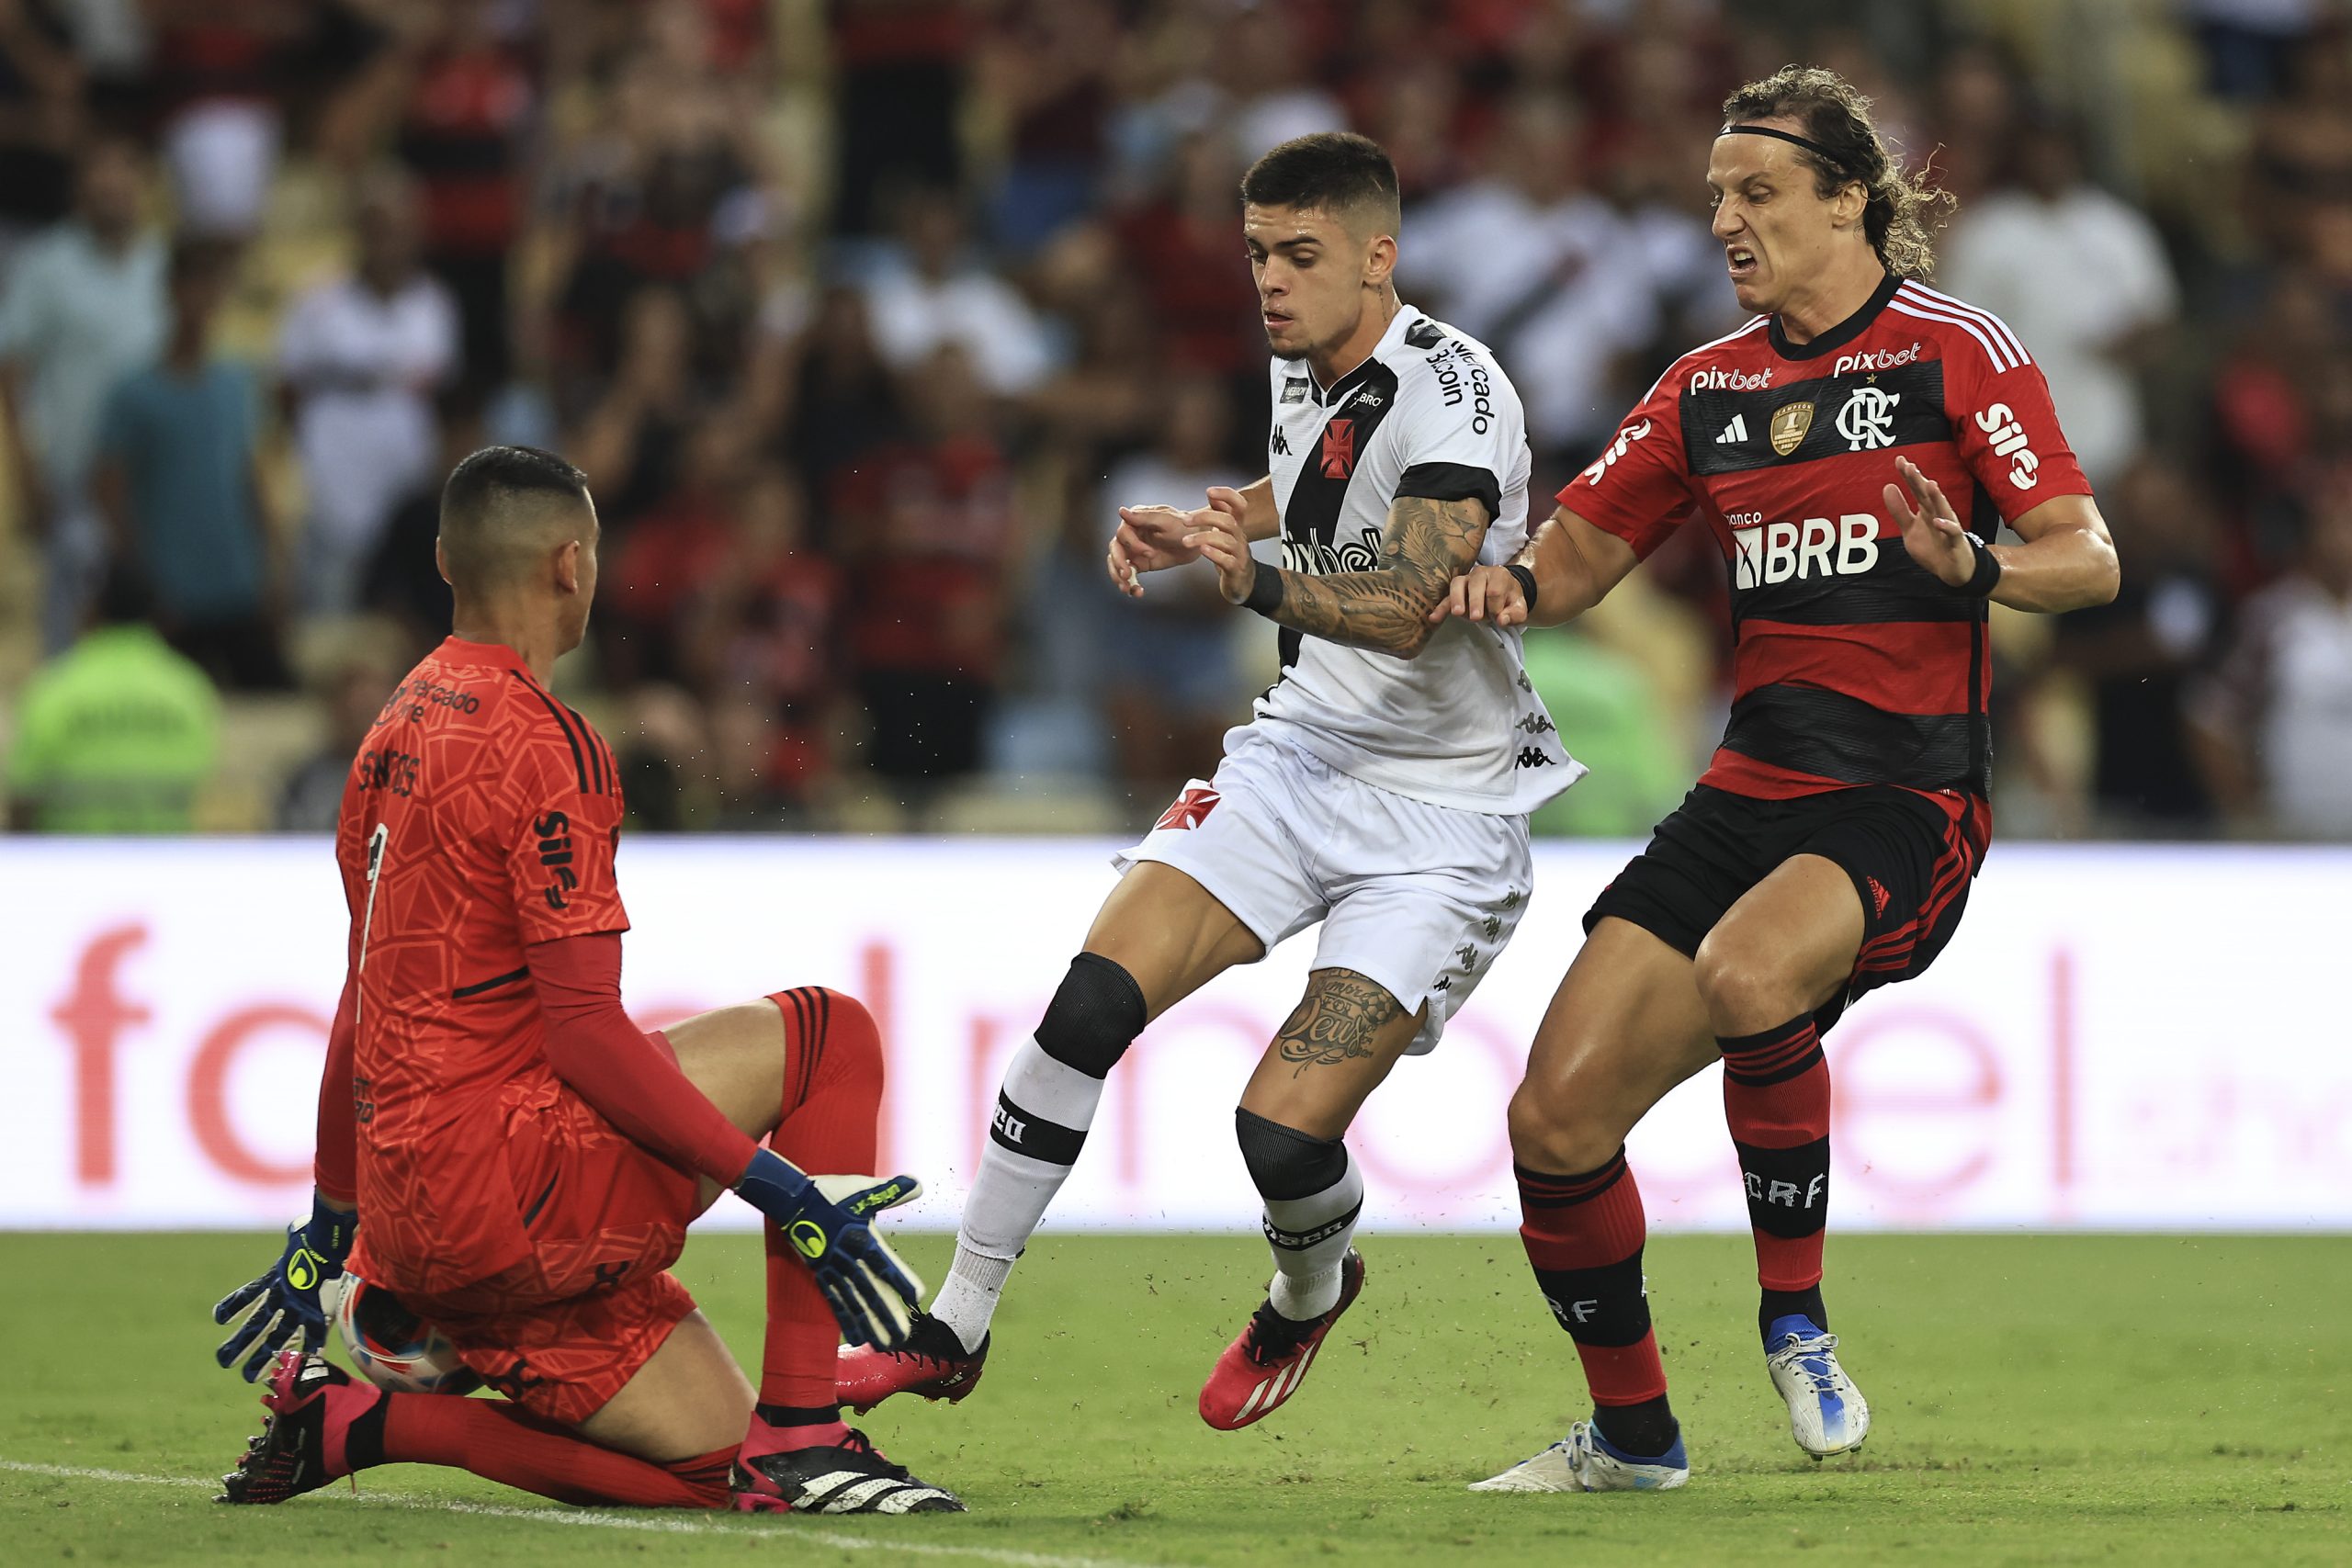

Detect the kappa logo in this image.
[1516,747,1552,769]
[1155,785,1221,830]
[1271,427,1291,457]
[1837,385,1902,451]
[1770,401,1814,456]
[1716,412,1749,446]
[1320,418,1357,479]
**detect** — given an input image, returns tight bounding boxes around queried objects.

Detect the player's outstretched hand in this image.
[1108,502,1208,597]
[1884,456,1977,587]
[1183,486,1260,604]
[734,1149,926,1349]
[212,1195,356,1381]
[1427,564,1529,627]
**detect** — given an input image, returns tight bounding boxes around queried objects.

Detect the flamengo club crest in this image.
[1770,400,1815,456]
[1837,385,1902,450]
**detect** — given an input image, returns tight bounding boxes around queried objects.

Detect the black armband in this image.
[1503,563,1540,614]
[1242,565,1286,617]
[1959,538,2003,598]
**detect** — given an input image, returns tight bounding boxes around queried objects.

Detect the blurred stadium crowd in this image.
[2,0,2348,840]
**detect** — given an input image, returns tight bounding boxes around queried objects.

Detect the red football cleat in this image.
[834,1312,988,1414]
[1197,1249,1365,1431]
[218,1350,367,1505]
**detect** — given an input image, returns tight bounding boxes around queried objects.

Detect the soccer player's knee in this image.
[1034,953,1148,1079]
[1234,1108,1347,1201]
[1507,1076,1618,1176]
[811,988,884,1096]
[1691,935,1779,1028]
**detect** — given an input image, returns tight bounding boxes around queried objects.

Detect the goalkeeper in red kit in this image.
[209,446,961,1515]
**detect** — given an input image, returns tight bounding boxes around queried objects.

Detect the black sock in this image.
[1591,1396,1679,1459]
[754,1401,842,1427]
[1759,1285,1828,1344]
[343,1393,389,1470]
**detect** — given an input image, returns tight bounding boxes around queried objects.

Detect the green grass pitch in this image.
[2,1231,2346,1566]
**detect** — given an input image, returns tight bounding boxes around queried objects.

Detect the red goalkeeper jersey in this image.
[1561,273,2092,834]
[333,637,628,1293]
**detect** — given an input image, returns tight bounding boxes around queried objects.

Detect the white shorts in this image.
[1114,728,1532,1055]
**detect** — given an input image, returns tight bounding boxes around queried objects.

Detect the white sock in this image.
[934,1038,1105,1352]
[1262,1153,1365,1321]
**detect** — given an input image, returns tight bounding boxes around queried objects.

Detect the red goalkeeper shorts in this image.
[401,1089,707,1427]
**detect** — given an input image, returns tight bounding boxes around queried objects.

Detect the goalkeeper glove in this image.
[734,1148,924,1349]
[213,1193,357,1382]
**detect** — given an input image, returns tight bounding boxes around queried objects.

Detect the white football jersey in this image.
[1250,304,1580,813]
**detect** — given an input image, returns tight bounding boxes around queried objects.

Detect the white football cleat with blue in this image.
[1766,1315,1870,1457]
[1469,1420,1690,1493]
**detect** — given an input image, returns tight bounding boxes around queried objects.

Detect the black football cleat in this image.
[218,1350,350,1505]
[730,1427,965,1515]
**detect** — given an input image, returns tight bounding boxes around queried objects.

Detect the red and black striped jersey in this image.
[1562,273,2092,830]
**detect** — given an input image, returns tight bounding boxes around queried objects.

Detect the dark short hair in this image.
[437,446,594,592]
[1240,132,1402,236]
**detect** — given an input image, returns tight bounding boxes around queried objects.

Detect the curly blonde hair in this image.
[1723,64,1954,280]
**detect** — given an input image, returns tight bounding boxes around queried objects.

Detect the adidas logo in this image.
[1716,413,1749,446]
[1867,875,1891,917]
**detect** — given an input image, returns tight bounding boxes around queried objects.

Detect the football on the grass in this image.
[334,1273,481,1395]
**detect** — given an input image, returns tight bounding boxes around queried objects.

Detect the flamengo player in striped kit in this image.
[1442,66,2120,1494]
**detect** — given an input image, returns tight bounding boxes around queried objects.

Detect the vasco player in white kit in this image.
[839,132,1577,1430]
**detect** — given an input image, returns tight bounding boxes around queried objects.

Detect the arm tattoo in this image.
[1265,495,1489,657]
[1272,969,1407,1078]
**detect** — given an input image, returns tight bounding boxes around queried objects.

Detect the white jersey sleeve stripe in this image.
[1887,298,2018,373]
[1901,283,2030,365]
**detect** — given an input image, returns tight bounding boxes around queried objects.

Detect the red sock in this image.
[1719,1017,1833,1292]
[1516,1151,1668,1406]
[760,987,885,1414]
[341,1383,733,1507]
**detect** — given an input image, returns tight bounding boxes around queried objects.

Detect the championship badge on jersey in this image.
[1770,400,1815,457]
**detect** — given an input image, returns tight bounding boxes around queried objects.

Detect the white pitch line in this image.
[0,1459,1183,1568]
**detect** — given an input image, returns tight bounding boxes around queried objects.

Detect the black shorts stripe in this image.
[521,1170,560,1227]
[1720,683,1981,795]
[452,965,530,999]
[781,987,815,1108]
[510,671,591,793]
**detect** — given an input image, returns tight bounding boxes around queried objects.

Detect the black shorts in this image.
[1584,784,1982,1033]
